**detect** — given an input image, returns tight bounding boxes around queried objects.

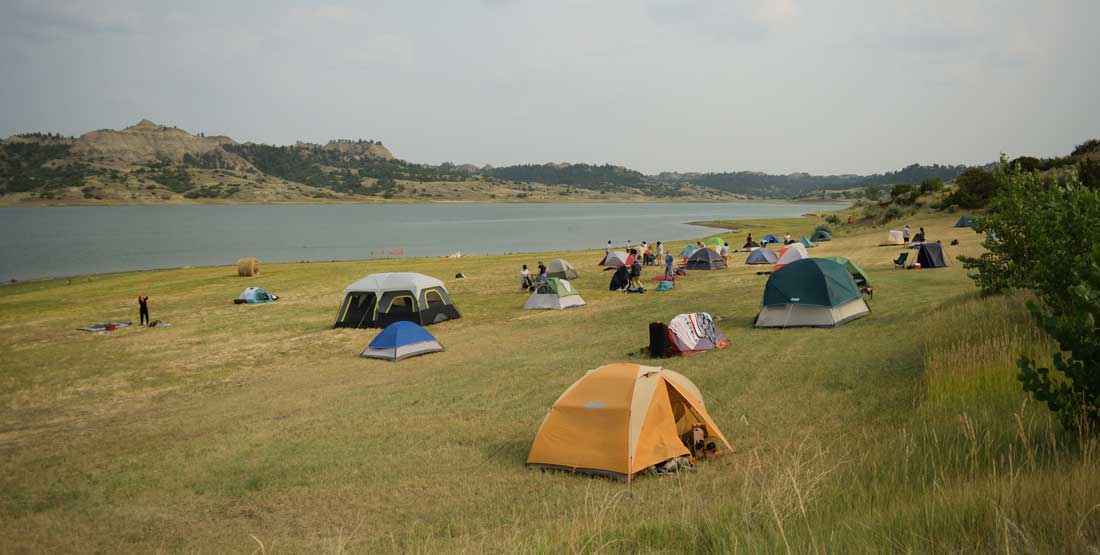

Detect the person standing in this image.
[919,226,926,242]
[656,241,664,259]
[138,295,150,326]
[629,257,643,290]
[665,252,674,277]
[903,224,911,244]
[625,239,632,253]
[606,240,612,254]
[537,261,548,283]
[721,242,730,262]
[520,265,531,290]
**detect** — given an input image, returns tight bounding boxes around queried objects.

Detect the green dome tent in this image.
[821,256,871,286]
[755,258,870,328]
[704,237,724,250]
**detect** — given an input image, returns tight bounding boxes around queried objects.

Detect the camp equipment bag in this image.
[649,322,671,357]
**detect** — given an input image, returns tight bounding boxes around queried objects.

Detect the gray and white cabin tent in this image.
[334,272,460,328]
[745,246,779,265]
[524,278,586,310]
[546,258,579,280]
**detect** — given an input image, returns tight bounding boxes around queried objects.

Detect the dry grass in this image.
[0,212,1097,553]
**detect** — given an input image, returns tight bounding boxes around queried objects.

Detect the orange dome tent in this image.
[527,363,731,481]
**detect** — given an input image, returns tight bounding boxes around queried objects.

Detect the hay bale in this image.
[236,258,260,277]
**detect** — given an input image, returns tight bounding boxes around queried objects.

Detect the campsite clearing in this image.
[1,213,1097,553]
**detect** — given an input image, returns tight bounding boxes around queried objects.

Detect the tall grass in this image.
[401,294,1100,554]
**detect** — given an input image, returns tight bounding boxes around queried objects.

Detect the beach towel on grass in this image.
[78,322,132,332]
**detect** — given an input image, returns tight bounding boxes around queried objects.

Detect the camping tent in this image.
[755,258,870,328]
[235,287,276,304]
[524,278,586,310]
[360,321,444,361]
[886,230,905,245]
[680,245,699,258]
[798,237,816,249]
[527,362,732,481]
[955,215,977,228]
[333,272,460,328]
[745,246,779,265]
[774,243,809,269]
[609,265,630,291]
[685,247,727,270]
[546,258,579,280]
[811,229,832,242]
[704,237,724,250]
[600,251,634,267]
[761,234,781,245]
[667,313,728,355]
[821,256,871,286]
[916,243,948,268]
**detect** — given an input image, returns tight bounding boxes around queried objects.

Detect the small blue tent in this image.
[235,287,277,304]
[762,234,781,244]
[680,245,698,257]
[360,321,444,361]
[798,237,816,249]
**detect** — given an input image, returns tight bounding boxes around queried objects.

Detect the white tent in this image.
[774,243,809,269]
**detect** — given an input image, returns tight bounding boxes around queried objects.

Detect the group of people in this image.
[902,224,927,244]
[520,261,549,290]
[606,239,668,267]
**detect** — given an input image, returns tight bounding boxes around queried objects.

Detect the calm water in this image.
[0,203,839,281]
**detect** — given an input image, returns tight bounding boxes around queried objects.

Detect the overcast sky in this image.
[1,0,1097,174]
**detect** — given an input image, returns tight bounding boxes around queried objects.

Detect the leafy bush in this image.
[882,204,904,223]
[890,183,918,205]
[959,158,1100,430]
[1077,158,1100,189]
[920,177,944,194]
[944,167,999,209]
[1071,139,1100,157]
[824,214,841,226]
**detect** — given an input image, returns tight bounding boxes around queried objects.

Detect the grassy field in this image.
[1,213,1097,554]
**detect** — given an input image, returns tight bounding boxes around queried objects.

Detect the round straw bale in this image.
[236,258,260,277]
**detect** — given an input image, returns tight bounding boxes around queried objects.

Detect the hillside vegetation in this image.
[1,213,1097,553]
[5,119,1050,205]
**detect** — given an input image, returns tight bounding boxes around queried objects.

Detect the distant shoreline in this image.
[0,207,846,286]
[0,197,850,208]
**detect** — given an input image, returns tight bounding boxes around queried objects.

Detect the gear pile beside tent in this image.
[666,312,728,355]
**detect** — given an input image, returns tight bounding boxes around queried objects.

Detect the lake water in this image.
[0,202,840,281]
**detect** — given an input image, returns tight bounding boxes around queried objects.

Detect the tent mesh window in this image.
[338,292,377,327]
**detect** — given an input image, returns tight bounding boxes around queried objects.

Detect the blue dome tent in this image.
[360,321,445,361]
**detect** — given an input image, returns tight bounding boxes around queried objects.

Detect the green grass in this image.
[1,214,1097,553]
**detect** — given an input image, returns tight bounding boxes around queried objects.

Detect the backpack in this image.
[656,280,674,291]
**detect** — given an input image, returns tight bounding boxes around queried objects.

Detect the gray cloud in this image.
[0,0,1097,174]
